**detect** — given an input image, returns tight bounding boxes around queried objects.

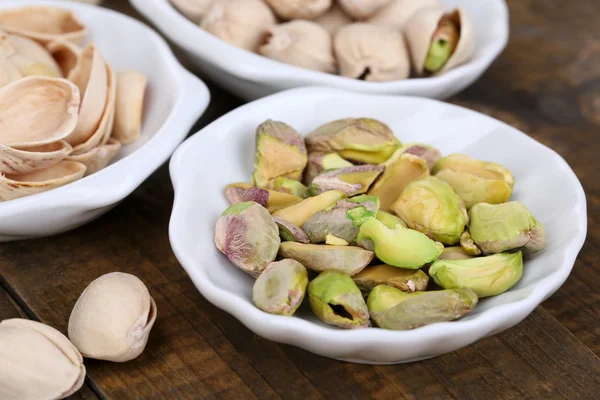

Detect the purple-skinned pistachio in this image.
[310,164,383,196]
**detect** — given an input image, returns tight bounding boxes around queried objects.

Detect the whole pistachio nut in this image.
[225,182,303,213]
[391,176,469,245]
[259,20,336,73]
[308,270,370,329]
[353,264,429,294]
[429,251,523,297]
[170,0,214,23]
[279,242,373,275]
[304,152,353,184]
[432,154,514,209]
[356,218,443,268]
[303,196,379,243]
[273,189,345,227]
[273,216,310,243]
[367,153,429,211]
[334,23,410,82]
[253,259,309,316]
[399,143,443,170]
[438,246,474,261]
[215,202,281,276]
[368,285,478,330]
[264,0,332,20]
[68,272,157,362]
[252,119,308,188]
[468,202,546,255]
[338,0,391,20]
[310,164,383,196]
[460,231,481,256]
[375,210,407,229]
[0,319,85,400]
[368,0,442,29]
[272,176,309,198]
[315,3,353,35]
[201,0,276,51]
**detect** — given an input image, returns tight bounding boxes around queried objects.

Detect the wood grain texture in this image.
[0,0,599,399]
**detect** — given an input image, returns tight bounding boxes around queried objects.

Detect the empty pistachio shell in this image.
[111,69,146,145]
[252,119,307,188]
[253,259,309,316]
[310,164,383,196]
[315,4,353,35]
[47,39,81,77]
[201,0,276,51]
[68,272,157,362]
[438,246,473,261]
[0,140,72,175]
[265,0,332,20]
[273,189,345,227]
[170,0,214,23]
[391,176,468,245]
[304,152,353,184]
[308,270,370,329]
[368,0,442,29]
[405,7,474,75]
[215,202,281,277]
[279,242,373,275]
[468,202,546,255]
[0,56,22,87]
[259,20,336,73]
[0,32,62,80]
[273,216,310,243]
[368,285,478,330]
[272,177,309,198]
[353,264,429,294]
[334,23,410,82]
[0,319,86,400]
[225,182,303,212]
[66,138,121,176]
[338,0,391,20]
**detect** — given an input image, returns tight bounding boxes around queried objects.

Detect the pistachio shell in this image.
[338,0,391,20]
[47,39,81,77]
[68,272,157,362]
[0,160,86,201]
[170,0,214,23]
[405,7,474,75]
[368,0,442,29]
[110,69,146,145]
[0,6,88,45]
[67,138,121,176]
[66,43,108,147]
[0,76,80,147]
[0,319,86,400]
[0,56,22,87]
[0,32,62,79]
[334,23,409,81]
[315,4,353,35]
[0,140,72,175]
[265,0,332,20]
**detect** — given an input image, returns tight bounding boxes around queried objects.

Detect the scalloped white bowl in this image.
[169,87,587,364]
[0,0,210,242]
[131,0,509,101]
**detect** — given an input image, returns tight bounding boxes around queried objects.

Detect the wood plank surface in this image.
[0,0,599,399]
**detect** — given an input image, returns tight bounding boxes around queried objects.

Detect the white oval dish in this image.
[169,87,587,364]
[0,0,210,242]
[130,0,508,101]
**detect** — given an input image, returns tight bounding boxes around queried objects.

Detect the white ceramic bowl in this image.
[0,1,210,242]
[131,0,508,101]
[169,87,587,364]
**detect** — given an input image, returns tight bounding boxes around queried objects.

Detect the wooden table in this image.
[1,0,599,398]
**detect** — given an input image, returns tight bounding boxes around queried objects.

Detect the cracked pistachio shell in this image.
[66,138,121,177]
[253,259,309,316]
[273,216,310,243]
[315,4,353,35]
[391,176,469,245]
[367,153,429,212]
[170,0,214,23]
[225,182,303,213]
[201,0,276,51]
[308,270,370,328]
[356,218,443,268]
[272,177,309,198]
[68,272,157,362]
[304,152,353,184]
[338,0,391,20]
[368,285,478,330]
[273,189,345,227]
[265,0,332,20]
[405,7,474,75]
[353,264,429,294]
[215,202,281,277]
[260,20,336,73]
[310,164,383,196]
[429,251,523,298]
[279,242,373,275]
[0,32,62,83]
[0,140,72,175]
[438,246,473,261]
[368,0,442,29]
[47,39,82,77]
[468,202,546,255]
[252,119,307,188]
[303,196,379,243]
[0,319,86,400]
[334,23,410,82]
[112,69,147,145]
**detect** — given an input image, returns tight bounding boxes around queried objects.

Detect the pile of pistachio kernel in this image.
[214,118,545,330]
[171,0,474,81]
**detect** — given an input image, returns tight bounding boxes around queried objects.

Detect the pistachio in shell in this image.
[310,164,383,196]
[215,202,281,277]
[273,216,310,243]
[225,182,303,213]
[251,119,307,188]
[304,152,353,185]
[338,0,391,20]
[272,176,309,198]
[390,176,469,245]
[253,259,309,316]
[170,0,214,23]
[308,270,370,329]
[278,242,373,276]
[264,0,332,20]
[368,285,478,330]
[429,251,523,298]
[0,32,62,81]
[368,0,442,29]
[273,189,345,227]
[353,264,429,294]
[315,3,353,35]
[468,202,546,255]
